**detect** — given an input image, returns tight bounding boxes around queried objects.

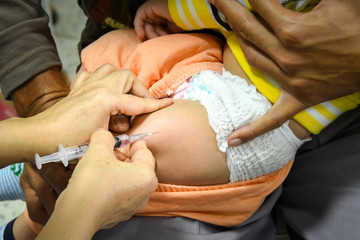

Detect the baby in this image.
[78,29,309,184]
[12,30,308,239]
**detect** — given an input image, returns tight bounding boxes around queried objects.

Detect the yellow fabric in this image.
[168,0,360,134]
[169,0,223,30]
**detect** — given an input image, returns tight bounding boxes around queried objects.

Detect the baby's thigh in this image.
[129,99,229,186]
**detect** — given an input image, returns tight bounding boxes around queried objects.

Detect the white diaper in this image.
[183,69,307,182]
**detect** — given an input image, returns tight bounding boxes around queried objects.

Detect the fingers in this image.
[20,163,57,225]
[71,64,117,91]
[248,0,301,32]
[114,149,128,161]
[236,36,291,87]
[154,24,171,37]
[129,140,156,170]
[73,65,155,100]
[144,22,168,39]
[135,26,146,40]
[87,129,116,157]
[134,0,175,40]
[228,89,306,145]
[236,34,279,72]
[142,22,180,40]
[71,70,90,90]
[36,163,73,195]
[211,0,292,69]
[134,11,146,40]
[113,94,173,117]
[116,69,154,99]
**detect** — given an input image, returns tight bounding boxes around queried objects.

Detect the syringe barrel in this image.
[114,134,130,148]
[64,143,89,161]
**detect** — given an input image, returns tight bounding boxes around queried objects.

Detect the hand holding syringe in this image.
[35,132,159,169]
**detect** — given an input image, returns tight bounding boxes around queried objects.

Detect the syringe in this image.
[35,132,159,169]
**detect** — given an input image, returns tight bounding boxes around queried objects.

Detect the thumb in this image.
[128,140,156,170]
[228,89,306,145]
[85,129,116,159]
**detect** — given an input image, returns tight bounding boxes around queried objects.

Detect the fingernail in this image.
[208,0,215,4]
[229,138,242,146]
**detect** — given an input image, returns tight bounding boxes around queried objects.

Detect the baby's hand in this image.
[134,0,183,40]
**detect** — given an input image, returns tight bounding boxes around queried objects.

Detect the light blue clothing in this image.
[0,225,5,240]
[0,163,24,239]
[0,163,24,201]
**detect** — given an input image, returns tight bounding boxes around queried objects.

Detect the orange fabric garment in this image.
[22,160,292,232]
[23,208,43,235]
[138,160,293,227]
[80,29,224,98]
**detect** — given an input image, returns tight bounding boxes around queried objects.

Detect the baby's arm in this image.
[134,0,183,40]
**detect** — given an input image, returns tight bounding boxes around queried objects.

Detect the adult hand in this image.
[209,0,360,144]
[134,0,183,40]
[37,130,158,239]
[31,64,173,152]
[21,64,172,225]
[20,163,72,225]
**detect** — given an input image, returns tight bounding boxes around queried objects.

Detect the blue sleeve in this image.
[0,163,24,201]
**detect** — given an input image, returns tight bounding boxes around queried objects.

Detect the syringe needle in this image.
[129,131,161,142]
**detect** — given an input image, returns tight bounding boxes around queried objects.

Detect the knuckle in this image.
[243,49,258,68]
[120,68,136,77]
[267,112,286,129]
[76,71,89,80]
[288,77,306,90]
[97,64,117,73]
[115,68,136,82]
[91,87,113,103]
[274,53,302,75]
[235,18,251,39]
[277,24,305,48]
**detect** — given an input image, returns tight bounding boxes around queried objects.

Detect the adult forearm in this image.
[0,117,41,168]
[0,0,64,107]
[11,67,70,117]
[36,193,99,240]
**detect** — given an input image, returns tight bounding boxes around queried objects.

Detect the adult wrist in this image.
[11,67,70,117]
[47,190,100,239]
